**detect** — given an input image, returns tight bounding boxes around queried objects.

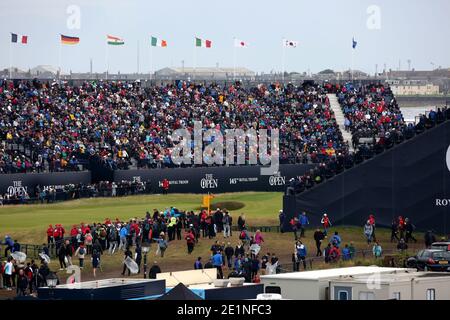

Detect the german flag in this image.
[61,34,80,45]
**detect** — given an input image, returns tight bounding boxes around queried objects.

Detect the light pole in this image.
[142,244,150,279]
[46,272,58,300]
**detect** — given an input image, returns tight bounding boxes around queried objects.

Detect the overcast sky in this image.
[0,0,449,74]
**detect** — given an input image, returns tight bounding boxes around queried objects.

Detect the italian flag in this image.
[195,37,212,48]
[107,35,124,45]
[151,36,167,47]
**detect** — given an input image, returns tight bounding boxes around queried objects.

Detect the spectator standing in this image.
[118,225,128,251]
[368,214,377,242]
[194,257,203,270]
[348,242,356,259]
[16,269,28,297]
[162,179,169,195]
[135,245,142,274]
[278,210,285,232]
[250,256,260,281]
[223,211,231,238]
[58,242,67,270]
[330,231,341,248]
[4,257,13,290]
[212,251,224,279]
[108,226,118,255]
[329,244,341,263]
[390,219,399,242]
[156,233,168,258]
[185,229,195,254]
[84,230,93,255]
[299,212,310,238]
[364,220,374,245]
[373,242,383,258]
[74,244,86,269]
[92,248,100,278]
[397,238,408,252]
[254,230,264,246]
[224,243,234,269]
[313,228,325,256]
[404,218,417,243]
[121,246,133,276]
[424,230,436,248]
[295,241,307,270]
[321,214,332,237]
[342,244,351,261]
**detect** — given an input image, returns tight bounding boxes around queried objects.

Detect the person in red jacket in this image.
[398,216,405,239]
[321,214,332,238]
[162,179,169,195]
[53,224,61,242]
[329,244,340,263]
[47,225,54,245]
[81,223,90,235]
[368,214,377,242]
[70,225,78,237]
[185,229,195,254]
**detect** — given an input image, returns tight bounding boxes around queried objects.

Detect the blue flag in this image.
[352,37,357,49]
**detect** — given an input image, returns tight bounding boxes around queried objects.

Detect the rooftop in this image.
[331,271,450,284]
[260,267,412,281]
[45,278,159,289]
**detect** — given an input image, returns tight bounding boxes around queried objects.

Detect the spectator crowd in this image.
[0,79,348,174]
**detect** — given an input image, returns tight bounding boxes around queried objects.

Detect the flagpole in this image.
[58,39,62,80]
[149,44,153,82]
[137,40,140,75]
[9,36,12,80]
[233,38,237,81]
[193,39,197,82]
[351,46,354,82]
[282,39,286,83]
[105,42,109,81]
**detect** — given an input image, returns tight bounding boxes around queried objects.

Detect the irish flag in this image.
[107,35,124,45]
[195,37,212,48]
[151,36,167,47]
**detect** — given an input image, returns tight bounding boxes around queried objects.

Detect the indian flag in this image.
[195,37,212,48]
[151,36,167,47]
[107,35,124,45]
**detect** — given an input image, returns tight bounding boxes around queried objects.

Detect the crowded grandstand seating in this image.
[287,83,450,196]
[337,83,406,149]
[0,79,347,174]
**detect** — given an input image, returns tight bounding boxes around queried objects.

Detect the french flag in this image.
[11,33,28,44]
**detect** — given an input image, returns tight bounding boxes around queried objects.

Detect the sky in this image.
[0,0,449,75]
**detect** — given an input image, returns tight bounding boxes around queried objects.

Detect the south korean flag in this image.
[283,39,298,48]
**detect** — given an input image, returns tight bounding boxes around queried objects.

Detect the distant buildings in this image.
[388,80,441,96]
[0,65,448,95]
[155,67,256,80]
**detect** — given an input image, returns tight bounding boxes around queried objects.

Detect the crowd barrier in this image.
[0,164,315,201]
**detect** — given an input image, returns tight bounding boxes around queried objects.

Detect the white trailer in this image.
[260,266,412,300]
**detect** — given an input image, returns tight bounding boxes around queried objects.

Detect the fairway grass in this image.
[0,191,428,283]
[0,192,283,244]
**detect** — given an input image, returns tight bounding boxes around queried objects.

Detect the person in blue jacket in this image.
[212,252,224,279]
[4,235,14,257]
[295,240,307,270]
[330,231,342,248]
[12,240,20,253]
[298,212,310,238]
